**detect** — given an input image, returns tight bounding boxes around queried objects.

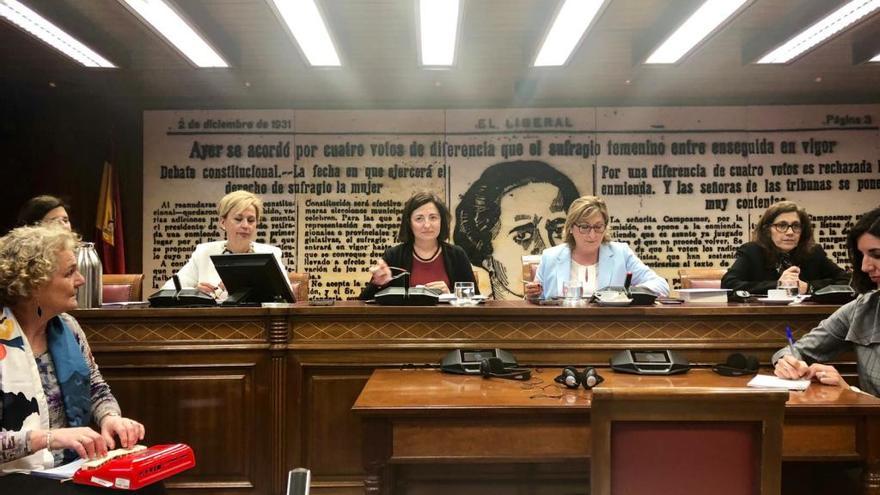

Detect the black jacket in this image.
[721,241,850,294]
[358,242,477,300]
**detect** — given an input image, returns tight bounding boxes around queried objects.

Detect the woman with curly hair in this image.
[0,226,162,493]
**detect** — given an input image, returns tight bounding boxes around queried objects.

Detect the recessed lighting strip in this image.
[267,0,341,67]
[0,0,116,67]
[645,0,748,64]
[120,0,228,68]
[534,0,606,67]
[757,0,880,64]
[419,0,460,66]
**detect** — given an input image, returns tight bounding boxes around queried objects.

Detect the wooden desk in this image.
[72,302,848,495]
[353,369,880,495]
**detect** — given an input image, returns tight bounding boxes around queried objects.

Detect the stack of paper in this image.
[747,374,810,391]
[677,288,730,303]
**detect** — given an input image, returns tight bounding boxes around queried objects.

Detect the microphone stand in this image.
[172,274,183,301]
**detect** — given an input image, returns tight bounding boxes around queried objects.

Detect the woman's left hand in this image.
[797,280,809,295]
[807,363,848,388]
[100,415,146,450]
[424,281,450,294]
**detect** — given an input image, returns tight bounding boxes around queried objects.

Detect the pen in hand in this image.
[785,325,798,359]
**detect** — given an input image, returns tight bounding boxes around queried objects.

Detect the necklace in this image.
[223,242,254,254]
[413,244,441,262]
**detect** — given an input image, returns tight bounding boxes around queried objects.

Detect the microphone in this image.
[286,468,310,495]
[623,271,632,294]
[172,274,182,292]
[387,266,411,299]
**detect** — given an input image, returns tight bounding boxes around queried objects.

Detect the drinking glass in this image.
[562,280,584,307]
[453,282,475,306]
[777,279,798,298]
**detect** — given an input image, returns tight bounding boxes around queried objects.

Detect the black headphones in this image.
[712,353,759,377]
[479,357,532,380]
[554,366,604,389]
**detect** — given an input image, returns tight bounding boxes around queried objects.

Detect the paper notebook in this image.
[29,458,85,480]
[747,374,810,391]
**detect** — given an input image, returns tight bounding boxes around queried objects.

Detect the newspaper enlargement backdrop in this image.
[144,106,880,300]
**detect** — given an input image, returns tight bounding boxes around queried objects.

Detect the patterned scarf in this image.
[0,308,90,470]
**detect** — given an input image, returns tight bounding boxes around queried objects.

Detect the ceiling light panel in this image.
[0,0,116,67]
[120,0,228,68]
[534,0,607,67]
[645,0,749,64]
[267,0,341,67]
[757,0,880,64]
[419,0,460,66]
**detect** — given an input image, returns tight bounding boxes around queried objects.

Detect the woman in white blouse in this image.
[162,190,286,297]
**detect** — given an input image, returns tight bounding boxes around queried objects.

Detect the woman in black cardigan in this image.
[359,191,477,300]
[721,201,849,294]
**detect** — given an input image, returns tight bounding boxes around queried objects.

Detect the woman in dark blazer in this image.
[359,191,476,300]
[722,201,849,294]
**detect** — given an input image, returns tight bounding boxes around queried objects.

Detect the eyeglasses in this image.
[573,223,606,234]
[770,222,802,233]
[412,215,440,225]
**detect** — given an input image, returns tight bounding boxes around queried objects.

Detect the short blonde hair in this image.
[563,195,611,248]
[218,191,263,221]
[0,225,80,306]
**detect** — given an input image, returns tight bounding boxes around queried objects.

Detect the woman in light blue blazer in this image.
[524,196,669,299]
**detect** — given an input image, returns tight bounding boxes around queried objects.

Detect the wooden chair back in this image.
[102,273,145,302]
[521,255,541,282]
[288,272,310,302]
[679,268,727,289]
[591,386,787,495]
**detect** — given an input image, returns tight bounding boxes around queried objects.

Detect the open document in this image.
[29,458,85,480]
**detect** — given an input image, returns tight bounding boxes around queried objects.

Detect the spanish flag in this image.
[95,162,126,273]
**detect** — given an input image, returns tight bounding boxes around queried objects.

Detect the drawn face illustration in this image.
[489,182,566,297]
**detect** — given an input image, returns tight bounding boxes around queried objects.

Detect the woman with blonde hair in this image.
[162,190,287,297]
[0,226,161,493]
[525,196,668,299]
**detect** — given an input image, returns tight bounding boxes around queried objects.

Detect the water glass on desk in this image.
[777,279,798,297]
[453,282,475,306]
[562,280,584,307]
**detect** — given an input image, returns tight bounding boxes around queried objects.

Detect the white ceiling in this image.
[2,0,880,108]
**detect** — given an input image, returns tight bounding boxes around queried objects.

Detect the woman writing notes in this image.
[524,196,669,300]
[0,226,161,493]
[360,192,477,299]
[162,190,287,298]
[773,207,880,396]
[722,201,849,295]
